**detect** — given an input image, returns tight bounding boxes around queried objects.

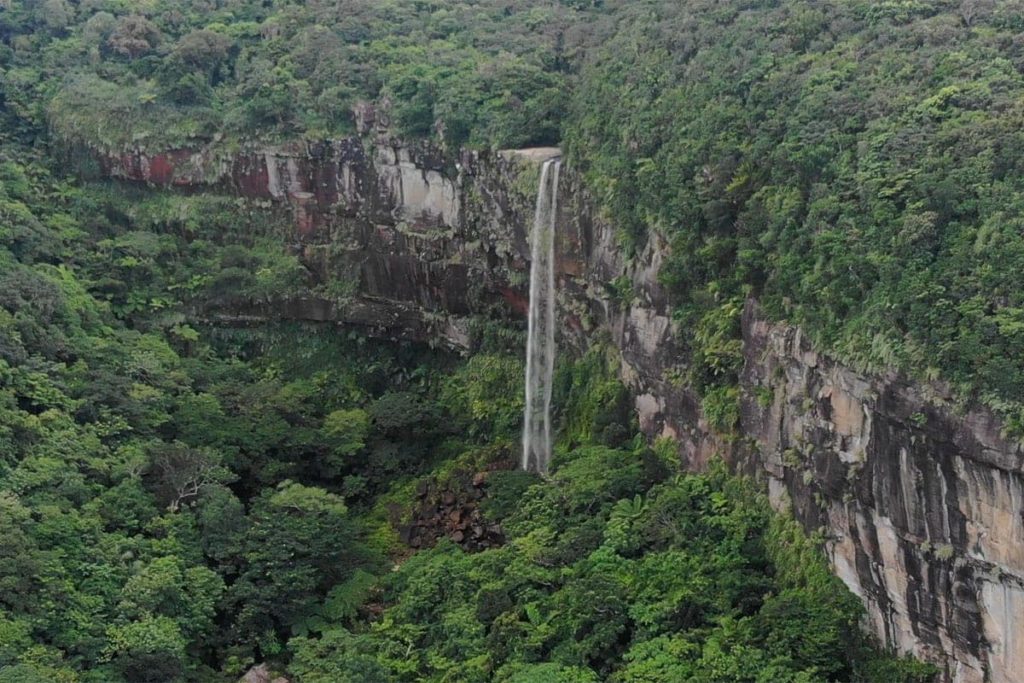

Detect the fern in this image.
[323,569,377,622]
[292,569,378,637]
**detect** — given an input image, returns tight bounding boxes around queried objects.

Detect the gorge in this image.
[86,122,1024,683]
[7,2,1024,680]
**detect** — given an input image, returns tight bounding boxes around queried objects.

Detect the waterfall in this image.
[522,158,560,473]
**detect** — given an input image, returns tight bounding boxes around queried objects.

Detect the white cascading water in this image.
[522,158,560,474]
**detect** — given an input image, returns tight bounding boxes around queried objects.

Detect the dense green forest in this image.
[6,0,1022,680]
[6,0,599,150]
[7,0,1024,426]
[564,0,1024,433]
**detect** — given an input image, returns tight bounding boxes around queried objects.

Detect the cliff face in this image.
[90,128,1022,683]
[741,314,1024,683]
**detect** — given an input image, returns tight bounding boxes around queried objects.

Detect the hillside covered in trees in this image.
[2,0,1022,681]
[8,0,1024,428]
[565,0,1024,437]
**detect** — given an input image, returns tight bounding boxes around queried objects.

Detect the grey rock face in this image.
[740,308,1024,683]
[91,135,1022,683]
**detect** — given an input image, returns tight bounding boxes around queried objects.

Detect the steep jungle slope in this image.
[566,0,1024,430]
[0,4,936,680]
[6,0,1022,681]
[16,0,1024,431]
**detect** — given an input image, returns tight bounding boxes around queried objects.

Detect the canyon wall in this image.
[90,122,1023,683]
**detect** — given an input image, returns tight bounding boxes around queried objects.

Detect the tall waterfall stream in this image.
[522,158,560,473]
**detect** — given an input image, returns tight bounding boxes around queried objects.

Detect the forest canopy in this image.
[7,0,1024,424]
[2,0,599,150]
[0,132,933,678]
[0,125,929,680]
[2,0,1019,680]
[563,0,1024,432]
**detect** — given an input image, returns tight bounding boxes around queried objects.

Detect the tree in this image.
[383,63,439,138]
[0,616,33,667]
[323,408,369,454]
[145,442,233,512]
[230,482,379,645]
[105,615,187,683]
[39,0,73,33]
[441,354,524,438]
[116,556,224,642]
[288,629,389,683]
[157,29,234,105]
[81,11,117,48]
[959,0,995,26]
[195,485,247,566]
[170,29,232,72]
[496,662,600,683]
[320,408,370,475]
[0,493,41,613]
[229,58,310,130]
[108,15,162,59]
[0,663,77,683]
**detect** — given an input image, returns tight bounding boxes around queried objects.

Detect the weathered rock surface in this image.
[84,124,1023,682]
[240,663,290,683]
[740,308,1024,683]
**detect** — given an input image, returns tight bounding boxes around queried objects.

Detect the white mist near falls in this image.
[522,158,560,474]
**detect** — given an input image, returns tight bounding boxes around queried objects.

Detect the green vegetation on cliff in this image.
[0,139,450,679]
[288,452,934,683]
[9,0,1017,680]
[15,0,1024,428]
[565,0,1024,431]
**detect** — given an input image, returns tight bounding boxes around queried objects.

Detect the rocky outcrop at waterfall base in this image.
[395,463,512,553]
[75,112,1023,682]
[240,663,289,683]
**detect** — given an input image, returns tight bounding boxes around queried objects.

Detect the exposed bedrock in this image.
[741,314,1024,683]
[88,127,1022,683]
